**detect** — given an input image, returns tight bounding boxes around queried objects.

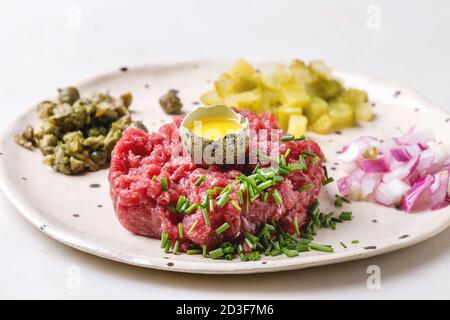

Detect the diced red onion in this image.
[361,159,389,173]
[390,148,411,162]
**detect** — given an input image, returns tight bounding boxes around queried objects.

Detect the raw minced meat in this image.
[109,110,325,251]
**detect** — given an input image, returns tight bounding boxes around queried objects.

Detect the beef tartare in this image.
[109,110,326,259]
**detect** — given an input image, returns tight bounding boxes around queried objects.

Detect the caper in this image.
[159,89,183,115]
[58,87,80,105]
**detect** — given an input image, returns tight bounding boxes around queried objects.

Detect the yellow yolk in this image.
[187,117,242,140]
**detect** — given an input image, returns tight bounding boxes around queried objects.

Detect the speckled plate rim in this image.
[1,59,450,274]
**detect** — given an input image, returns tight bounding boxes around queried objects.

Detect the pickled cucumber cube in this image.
[200,90,223,105]
[309,112,334,134]
[261,65,291,90]
[228,59,256,78]
[329,102,355,129]
[355,102,374,121]
[276,105,303,131]
[261,89,280,111]
[287,115,308,138]
[224,89,262,113]
[307,79,343,100]
[304,97,329,124]
[290,59,315,84]
[309,60,332,80]
[214,74,236,97]
[343,88,368,105]
[278,83,311,107]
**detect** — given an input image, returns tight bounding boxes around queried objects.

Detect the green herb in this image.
[339,211,353,221]
[230,200,241,211]
[217,192,230,207]
[160,178,168,191]
[173,240,180,255]
[188,219,199,235]
[176,195,186,212]
[184,203,198,214]
[161,232,169,249]
[351,240,359,244]
[194,175,206,186]
[340,242,347,249]
[178,223,184,239]
[281,135,295,141]
[208,198,214,212]
[164,240,171,253]
[202,209,210,227]
[215,222,230,236]
[272,189,282,205]
[310,243,334,253]
[202,245,208,257]
[302,151,320,163]
[237,190,244,205]
[209,248,224,259]
[335,194,351,207]
[187,249,202,255]
[298,184,312,191]
[257,180,273,190]
[322,166,334,185]
[282,247,299,257]
[293,219,301,237]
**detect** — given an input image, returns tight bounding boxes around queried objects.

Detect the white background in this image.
[1,0,449,299]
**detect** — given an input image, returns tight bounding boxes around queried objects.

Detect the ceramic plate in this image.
[1,60,449,274]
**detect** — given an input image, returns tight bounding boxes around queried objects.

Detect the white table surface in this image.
[1,0,449,300]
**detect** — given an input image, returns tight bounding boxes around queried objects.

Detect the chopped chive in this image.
[265,223,276,232]
[307,199,320,216]
[217,192,230,207]
[284,148,291,159]
[310,243,334,253]
[244,238,256,250]
[245,232,259,244]
[351,240,359,244]
[257,180,273,190]
[188,219,199,235]
[250,193,260,202]
[298,155,307,170]
[270,250,282,256]
[202,244,208,257]
[184,203,198,214]
[298,184,312,192]
[202,209,210,226]
[187,249,202,255]
[180,201,189,213]
[272,189,282,205]
[295,136,305,141]
[164,240,171,253]
[194,175,206,186]
[176,195,186,212]
[208,198,214,212]
[339,211,353,221]
[281,135,295,141]
[278,167,290,176]
[262,191,269,202]
[168,205,177,212]
[160,178,168,191]
[178,223,184,239]
[224,253,234,260]
[230,200,241,211]
[296,244,310,252]
[293,219,301,237]
[215,222,230,236]
[252,163,261,174]
[237,190,244,205]
[173,240,180,255]
[282,247,299,257]
[209,248,224,259]
[161,232,169,248]
[303,151,320,163]
[340,242,347,249]
[335,194,351,207]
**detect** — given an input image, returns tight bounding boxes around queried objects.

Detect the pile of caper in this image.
[15,87,145,175]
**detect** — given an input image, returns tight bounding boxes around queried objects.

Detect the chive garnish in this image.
[208,198,214,212]
[164,240,171,253]
[335,194,351,207]
[257,180,273,190]
[202,209,210,226]
[176,195,186,212]
[310,243,334,252]
[245,232,259,244]
[339,211,353,221]
[230,200,241,211]
[298,184,312,191]
[173,240,180,255]
[209,248,224,259]
[237,190,244,205]
[295,136,305,141]
[187,249,202,255]
[202,244,208,257]
[184,203,198,214]
[161,232,169,249]
[303,151,320,163]
[293,219,301,237]
[217,192,230,207]
[194,175,206,186]
[281,135,295,141]
[188,219,199,235]
[340,242,347,249]
[160,178,168,191]
[282,247,299,257]
[351,240,359,244]
[178,223,184,239]
[215,222,230,236]
[262,191,269,202]
[272,189,282,205]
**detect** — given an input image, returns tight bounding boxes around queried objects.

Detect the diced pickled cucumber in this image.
[342,88,368,105]
[329,102,355,129]
[307,79,343,100]
[287,115,308,138]
[261,90,280,111]
[261,65,292,90]
[276,105,303,131]
[309,112,334,134]
[309,60,332,80]
[200,90,223,105]
[228,59,256,78]
[304,97,329,124]
[214,74,236,97]
[355,102,374,121]
[278,83,311,107]
[290,59,315,84]
[224,89,263,113]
